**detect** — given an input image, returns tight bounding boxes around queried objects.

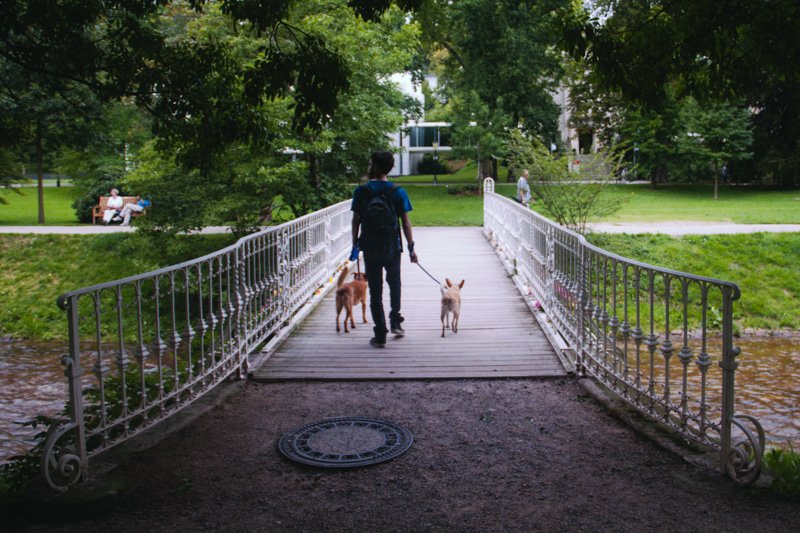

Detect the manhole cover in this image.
[277,417,413,468]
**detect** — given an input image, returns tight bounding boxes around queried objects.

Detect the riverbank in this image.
[5,377,799,532]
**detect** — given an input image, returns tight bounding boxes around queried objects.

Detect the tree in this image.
[124,1,421,233]
[564,0,800,186]
[55,100,152,222]
[677,99,753,198]
[0,1,409,176]
[0,58,102,222]
[416,0,569,180]
[505,129,624,233]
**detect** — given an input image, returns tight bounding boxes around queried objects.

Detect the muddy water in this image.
[1,337,798,463]
[0,341,72,463]
[734,337,800,444]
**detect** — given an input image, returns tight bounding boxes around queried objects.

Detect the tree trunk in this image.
[506,165,517,183]
[713,161,719,200]
[308,154,321,190]
[478,157,493,180]
[36,122,45,224]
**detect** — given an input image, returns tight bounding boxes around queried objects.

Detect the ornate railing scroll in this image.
[44,200,352,490]
[482,178,764,485]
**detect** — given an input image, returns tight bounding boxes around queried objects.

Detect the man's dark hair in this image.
[369,151,395,178]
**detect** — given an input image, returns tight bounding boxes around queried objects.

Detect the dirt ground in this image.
[7,377,800,532]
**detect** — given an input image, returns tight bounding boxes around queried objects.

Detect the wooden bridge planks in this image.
[250,227,566,381]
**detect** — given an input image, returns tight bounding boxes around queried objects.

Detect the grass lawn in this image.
[600,184,800,224]
[0,233,238,340]
[0,187,80,225]
[586,232,800,331]
[391,163,485,184]
[404,183,516,226]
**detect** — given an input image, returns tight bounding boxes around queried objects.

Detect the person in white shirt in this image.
[516,169,532,207]
[102,188,124,224]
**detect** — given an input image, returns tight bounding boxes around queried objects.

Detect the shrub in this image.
[416,154,451,175]
[765,445,800,497]
[446,184,480,196]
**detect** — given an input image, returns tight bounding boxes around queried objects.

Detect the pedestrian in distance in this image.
[350,151,418,348]
[516,169,533,206]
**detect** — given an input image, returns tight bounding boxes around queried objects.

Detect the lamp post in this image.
[432,140,439,186]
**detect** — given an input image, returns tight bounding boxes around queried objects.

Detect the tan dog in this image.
[335,265,369,333]
[441,278,464,337]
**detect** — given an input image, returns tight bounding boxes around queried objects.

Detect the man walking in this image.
[350,151,418,348]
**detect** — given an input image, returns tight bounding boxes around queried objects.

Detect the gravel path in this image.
[8,378,798,532]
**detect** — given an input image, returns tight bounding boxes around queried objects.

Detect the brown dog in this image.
[335,265,369,333]
[441,278,464,337]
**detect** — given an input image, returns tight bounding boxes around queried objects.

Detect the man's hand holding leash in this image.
[408,241,419,263]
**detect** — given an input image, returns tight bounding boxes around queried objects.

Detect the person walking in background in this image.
[516,169,532,206]
[102,188,124,224]
[350,151,418,348]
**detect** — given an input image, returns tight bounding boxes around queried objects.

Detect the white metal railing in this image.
[482,178,764,485]
[43,200,352,490]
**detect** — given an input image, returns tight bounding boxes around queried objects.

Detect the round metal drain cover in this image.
[277,417,413,468]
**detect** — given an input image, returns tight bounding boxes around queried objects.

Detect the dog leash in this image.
[415,261,442,286]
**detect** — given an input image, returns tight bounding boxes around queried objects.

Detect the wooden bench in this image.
[92,196,147,225]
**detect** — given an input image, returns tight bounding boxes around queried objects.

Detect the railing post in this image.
[545,224,555,315]
[42,295,88,491]
[278,229,290,325]
[719,286,738,473]
[234,245,247,376]
[575,243,587,375]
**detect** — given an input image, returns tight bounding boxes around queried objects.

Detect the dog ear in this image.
[459,279,465,288]
[446,278,452,287]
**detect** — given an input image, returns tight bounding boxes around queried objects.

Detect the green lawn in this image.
[391,163,485,184]
[586,232,800,331]
[404,183,516,226]
[601,184,800,224]
[0,187,80,225]
[0,233,238,340]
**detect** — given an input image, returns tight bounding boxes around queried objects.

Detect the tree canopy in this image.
[565,0,800,185]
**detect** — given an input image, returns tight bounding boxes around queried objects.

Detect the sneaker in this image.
[390,316,405,336]
[369,337,386,348]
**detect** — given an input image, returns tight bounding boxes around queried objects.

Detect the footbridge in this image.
[43,179,764,491]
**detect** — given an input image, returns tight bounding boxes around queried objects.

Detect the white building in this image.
[388,74,591,175]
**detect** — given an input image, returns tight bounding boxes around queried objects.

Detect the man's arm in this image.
[351,211,360,246]
[400,212,418,263]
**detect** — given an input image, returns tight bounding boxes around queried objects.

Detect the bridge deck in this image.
[251,227,565,380]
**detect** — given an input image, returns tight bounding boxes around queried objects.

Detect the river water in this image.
[1,337,798,463]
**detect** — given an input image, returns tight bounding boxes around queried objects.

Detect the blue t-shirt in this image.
[350,181,412,216]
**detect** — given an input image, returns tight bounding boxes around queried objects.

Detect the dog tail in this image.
[337,265,350,289]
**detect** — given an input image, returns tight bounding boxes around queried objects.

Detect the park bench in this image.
[92,196,147,225]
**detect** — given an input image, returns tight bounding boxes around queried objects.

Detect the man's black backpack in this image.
[358,184,400,262]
